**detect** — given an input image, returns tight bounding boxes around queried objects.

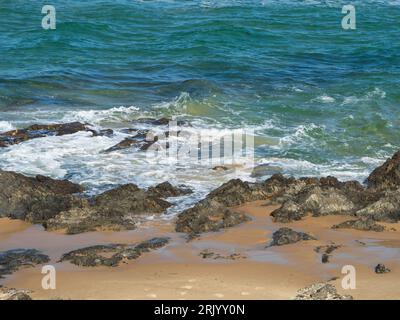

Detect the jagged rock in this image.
[366,151,400,190]
[0,287,32,300]
[355,190,400,222]
[0,249,50,278]
[294,283,353,300]
[270,200,305,223]
[375,264,391,274]
[147,181,192,198]
[102,130,149,152]
[332,217,385,232]
[0,122,87,147]
[268,227,316,247]
[314,244,341,263]
[59,237,169,267]
[88,128,114,137]
[46,184,171,234]
[199,249,245,260]
[175,199,250,236]
[206,179,266,207]
[0,170,83,222]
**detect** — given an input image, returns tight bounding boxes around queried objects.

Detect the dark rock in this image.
[175,199,250,236]
[0,170,83,222]
[270,200,305,223]
[269,227,316,247]
[199,249,245,260]
[314,244,341,263]
[332,217,385,232]
[212,166,229,172]
[88,128,114,137]
[355,190,400,222]
[294,283,353,300]
[365,151,400,190]
[102,130,149,153]
[0,287,32,300]
[147,181,192,198]
[0,122,88,147]
[251,164,282,178]
[206,179,266,207]
[45,184,171,234]
[375,264,391,274]
[60,237,170,267]
[0,249,50,278]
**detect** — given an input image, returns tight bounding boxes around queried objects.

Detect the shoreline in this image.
[1,202,399,300]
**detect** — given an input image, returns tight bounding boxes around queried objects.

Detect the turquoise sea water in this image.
[0,1,399,204]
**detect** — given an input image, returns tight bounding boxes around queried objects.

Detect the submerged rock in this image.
[0,170,83,222]
[375,264,391,274]
[60,237,169,267]
[268,227,316,247]
[250,164,282,178]
[0,287,32,300]
[175,199,250,236]
[0,122,88,147]
[332,217,385,232]
[294,283,353,300]
[314,244,341,263]
[147,181,192,198]
[0,249,50,278]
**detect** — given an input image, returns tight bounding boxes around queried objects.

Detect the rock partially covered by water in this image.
[366,151,400,190]
[0,170,83,222]
[269,227,316,247]
[294,283,353,300]
[0,249,50,278]
[147,181,192,198]
[332,217,385,232]
[175,199,250,236]
[375,264,391,274]
[46,184,171,234]
[314,244,341,263]
[0,287,32,300]
[0,122,88,147]
[60,237,169,267]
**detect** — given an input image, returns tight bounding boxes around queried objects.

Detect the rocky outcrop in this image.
[60,237,169,267]
[0,170,83,222]
[0,122,88,147]
[46,184,171,234]
[147,181,192,198]
[332,217,385,232]
[175,199,250,236]
[0,287,32,300]
[355,190,400,222]
[375,264,391,274]
[0,249,50,278]
[294,283,353,300]
[268,227,316,247]
[365,151,400,190]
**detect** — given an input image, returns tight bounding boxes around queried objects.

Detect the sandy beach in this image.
[1,201,399,300]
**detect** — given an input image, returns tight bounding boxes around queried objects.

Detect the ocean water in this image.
[0,0,399,208]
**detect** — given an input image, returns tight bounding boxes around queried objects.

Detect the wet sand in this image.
[1,202,399,300]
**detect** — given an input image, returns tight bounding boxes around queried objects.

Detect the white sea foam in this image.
[0,121,15,132]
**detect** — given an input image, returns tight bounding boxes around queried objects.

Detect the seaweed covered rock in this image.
[0,249,50,278]
[268,227,316,247]
[314,244,341,263]
[332,217,385,232]
[0,287,32,300]
[175,199,250,236]
[46,184,171,234]
[0,122,88,147]
[147,181,192,198]
[60,237,169,267]
[0,170,83,222]
[294,283,353,300]
[366,151,400,190]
